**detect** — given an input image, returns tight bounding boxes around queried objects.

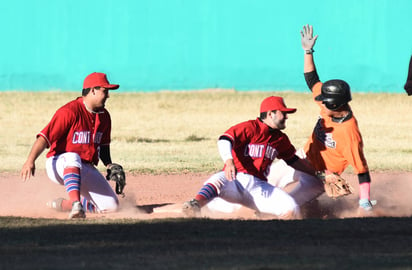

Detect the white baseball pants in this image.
[204,171,300,219]
[45,152,119,212]
[267,149,325,206]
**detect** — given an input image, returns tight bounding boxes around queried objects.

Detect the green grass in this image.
[2,91,412,174]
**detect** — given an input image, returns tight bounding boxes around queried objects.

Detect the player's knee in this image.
[204,198,242,214]
[203,172,227,192]
[279,205,301,220]
[276,197,301,219]
[99,198,119,213]
[261,194,300,219]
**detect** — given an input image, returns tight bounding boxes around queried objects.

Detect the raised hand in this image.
[300,24,318,51]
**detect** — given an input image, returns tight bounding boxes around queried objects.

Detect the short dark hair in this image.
[82,86,103,96]
[259,110,276,120]
[82,88,91,96]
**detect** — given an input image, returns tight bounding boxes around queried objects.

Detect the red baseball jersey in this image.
[222,118,296,181]
[38,97,111,165]
[304,82,369,174]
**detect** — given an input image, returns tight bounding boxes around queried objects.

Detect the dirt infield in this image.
[2,171,412,220]
[3,171,412,269]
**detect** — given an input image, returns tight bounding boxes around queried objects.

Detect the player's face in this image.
[268,110,288,130]
[93,87,110,109]
[321,103,335,117]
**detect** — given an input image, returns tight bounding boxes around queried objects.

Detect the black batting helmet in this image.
[315,79,352,110]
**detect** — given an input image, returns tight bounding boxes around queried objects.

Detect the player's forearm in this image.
[289,158,316,177]
[26,136,48,163]
[217,138,233,162]
[304,53,316,73]
[99,145,112,166]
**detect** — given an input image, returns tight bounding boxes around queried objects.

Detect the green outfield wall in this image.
[1,0,411,92]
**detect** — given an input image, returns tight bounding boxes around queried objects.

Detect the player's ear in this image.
[268,110,276,118]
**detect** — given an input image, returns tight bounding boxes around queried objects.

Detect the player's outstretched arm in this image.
[20,136,48,181]
[288,157,316,177]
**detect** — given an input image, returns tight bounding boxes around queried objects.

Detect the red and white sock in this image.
[62,166,81,210]
[195,183,218,207]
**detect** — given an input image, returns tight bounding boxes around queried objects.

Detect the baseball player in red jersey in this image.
[267,25,374,213]
[182,96,319,219]
[21,72,122,218]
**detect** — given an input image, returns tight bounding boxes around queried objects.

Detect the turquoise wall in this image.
[1,0,411,92]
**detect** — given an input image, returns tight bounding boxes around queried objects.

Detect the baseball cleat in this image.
[359,199,377,211]
[182,199,201,217]
[69,201,86,219]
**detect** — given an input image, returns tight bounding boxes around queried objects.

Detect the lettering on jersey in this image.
[264,145,278,160]
[244,144,278,160]
[72,131,91,144]
[314,118,336,149]
[245,144,264,157]
[72,131,103,144]
[94,132,103,144]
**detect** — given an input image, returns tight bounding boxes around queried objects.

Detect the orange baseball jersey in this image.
[304,82,369,175]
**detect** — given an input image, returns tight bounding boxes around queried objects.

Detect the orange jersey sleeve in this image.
[304,82,369,174]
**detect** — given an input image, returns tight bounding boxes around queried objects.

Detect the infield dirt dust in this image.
[2,171,411,220]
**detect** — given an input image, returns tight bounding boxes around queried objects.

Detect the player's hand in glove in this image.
[300,24,318,51]
[317,172,354,199]
[106,163,126,195]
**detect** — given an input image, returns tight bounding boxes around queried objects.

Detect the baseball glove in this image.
[317,172,353,199]
[106,163,126,195]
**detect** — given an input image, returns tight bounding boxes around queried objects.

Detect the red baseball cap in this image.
[83,72,119,90]
[260,96,297,113]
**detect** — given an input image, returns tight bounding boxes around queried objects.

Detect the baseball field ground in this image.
[2,91,412,269]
